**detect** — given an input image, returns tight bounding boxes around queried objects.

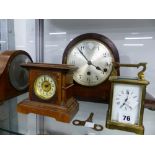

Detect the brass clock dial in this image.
[67,39,114,86]
[34,75,56,100]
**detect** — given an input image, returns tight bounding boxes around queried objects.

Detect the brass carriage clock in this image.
[106,63,149,134]
[17,63,79,123]
[0,50,33,102]
[62,33,120,102]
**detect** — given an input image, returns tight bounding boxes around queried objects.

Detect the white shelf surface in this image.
[43,101,155,135]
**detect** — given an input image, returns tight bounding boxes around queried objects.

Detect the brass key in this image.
[72,112,104,131]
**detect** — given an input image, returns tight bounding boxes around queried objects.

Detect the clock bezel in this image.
[0,50,33,102]
[34,74,56,100]
[29,70,59,103]
[8,51,33,91]
[66,39,115,86]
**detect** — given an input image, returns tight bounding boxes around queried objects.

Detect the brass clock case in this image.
[106,63,149,134]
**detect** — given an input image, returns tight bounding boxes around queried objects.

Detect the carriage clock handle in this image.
[113,62,147,80]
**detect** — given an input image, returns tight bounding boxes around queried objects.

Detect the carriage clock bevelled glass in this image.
[106,62,149,134]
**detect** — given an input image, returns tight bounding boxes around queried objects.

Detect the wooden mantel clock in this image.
[62,33,120,102]
[17,63,79,123]
[0,50,33,102]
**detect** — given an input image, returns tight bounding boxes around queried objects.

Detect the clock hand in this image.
[77,48,105,73]
[77,48,89,62]
[120,95,129,109]
[120,102,126,109]
[91,63,102,71]
[120,97,133,110]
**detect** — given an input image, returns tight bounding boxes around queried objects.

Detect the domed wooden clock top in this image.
[17,63,79,123]
[62,33,120,102]
[0,50,33,102]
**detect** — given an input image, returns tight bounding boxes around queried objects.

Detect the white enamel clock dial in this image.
[111,83,142,125]
[34,75,56,100]
[67,39,114,86]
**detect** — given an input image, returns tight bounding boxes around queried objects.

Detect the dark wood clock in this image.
[62,33,120,102]
[17,63,79,123]
[0,50,33,102]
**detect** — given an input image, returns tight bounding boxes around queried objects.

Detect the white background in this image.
[0,0,155,155]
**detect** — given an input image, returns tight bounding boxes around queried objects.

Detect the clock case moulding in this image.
[0,50,33,103]
[17,63,79,123]
[62,33,120,103]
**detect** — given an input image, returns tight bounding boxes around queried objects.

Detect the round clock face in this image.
[67,39,114,86]
[34,75,56,100]
[9,54,32,91]
[111,83,142,125]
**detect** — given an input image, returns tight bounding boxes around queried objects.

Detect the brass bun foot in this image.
[17,98,79,123]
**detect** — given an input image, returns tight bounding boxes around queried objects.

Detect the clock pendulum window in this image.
[62,33,120,102]
[106,63,149,134]
[17,63,79,123]
[0,50,33,102]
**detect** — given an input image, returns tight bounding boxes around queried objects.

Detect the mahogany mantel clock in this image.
[0,50,33,102]
[17,63,79,123]
[62,33,120,102]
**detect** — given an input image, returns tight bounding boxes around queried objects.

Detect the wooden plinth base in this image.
[17,98,79,123]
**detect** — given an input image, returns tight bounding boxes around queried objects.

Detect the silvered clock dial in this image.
[67,40,114,86]
[9,53,32,91]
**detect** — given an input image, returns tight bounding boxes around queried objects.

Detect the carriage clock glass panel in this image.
[67,39,114,86]
[34,75,56,100]
[9,54,32,91]
[111,83,142,125]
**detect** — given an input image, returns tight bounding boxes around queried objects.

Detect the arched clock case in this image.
[62,33,120,102]
[0,50,33,102]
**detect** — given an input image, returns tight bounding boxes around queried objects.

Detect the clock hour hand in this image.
[90,63,103,72]
[120,96,129,108]
[120,102,126,109]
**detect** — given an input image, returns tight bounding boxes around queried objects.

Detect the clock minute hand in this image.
[77,48,104,73]
[120,96,128,108]
[77,48,89,62]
